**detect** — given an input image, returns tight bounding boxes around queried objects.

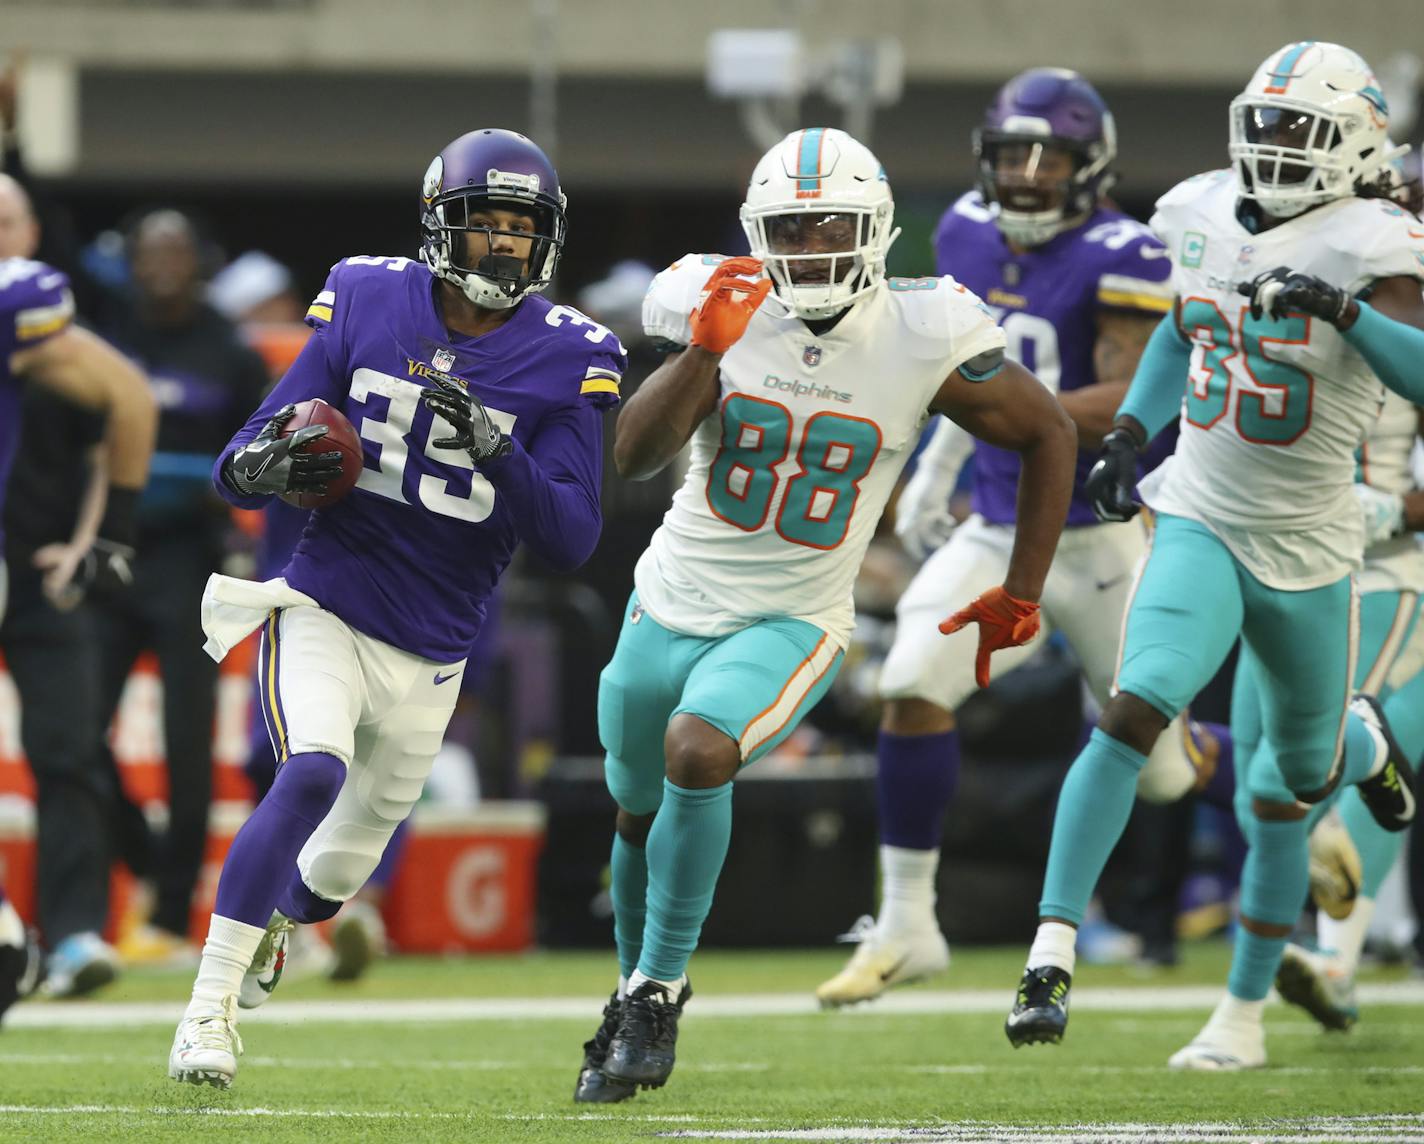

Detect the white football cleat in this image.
[1275,943,1358,1031]
[1307,812,1362,921]
[238,911,294,1009]
[168,995,243,1088]
[1168,1021,1266,1071]
[815,916,950,1008]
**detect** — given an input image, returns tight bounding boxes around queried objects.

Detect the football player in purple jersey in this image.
[0,252,158,1023]
[168,128,625,1089]
[818,69,1227,1007]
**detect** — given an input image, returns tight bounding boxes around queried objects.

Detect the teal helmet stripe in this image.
[1265,40,1316,92]
[1359,84,1389,114]
[797,128,826,192]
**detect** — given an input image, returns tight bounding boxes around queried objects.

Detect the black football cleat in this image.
[601,977,693,1089]
[0,927,45,1025]
[574,993,636,1103]
[1351,695,1417,832]
[1005,966,1071,1047]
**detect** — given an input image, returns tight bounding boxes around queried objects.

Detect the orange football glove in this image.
[689,257,773,354]
[938,586,1041,689]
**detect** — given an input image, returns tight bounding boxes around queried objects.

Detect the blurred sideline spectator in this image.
[97,209,267,965]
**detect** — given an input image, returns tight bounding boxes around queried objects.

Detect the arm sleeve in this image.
[1115,311,1191,443]
[481,399,606,572]
[1342,301,1424,406]
[210,328,346,509]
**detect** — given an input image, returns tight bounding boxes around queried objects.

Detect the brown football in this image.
[277,398,363,509]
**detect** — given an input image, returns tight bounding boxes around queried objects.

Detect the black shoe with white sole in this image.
[1351,694,1417,833]
[1005,966,1071,1047]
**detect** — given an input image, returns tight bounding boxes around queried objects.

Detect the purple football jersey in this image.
[933,193,1173,526]
[0,259,75,545]
[215,256,625,661]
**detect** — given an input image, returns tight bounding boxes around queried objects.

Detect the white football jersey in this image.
[1358,387,1424,593]
[635,255,1005,646]
[1140,170,1424,589]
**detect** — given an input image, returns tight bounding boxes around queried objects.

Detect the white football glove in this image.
[895,418,973,562]
[1354,482,1406,546]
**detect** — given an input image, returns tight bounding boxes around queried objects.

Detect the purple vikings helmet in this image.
[419,128,567,309]
[972,68,1117,247]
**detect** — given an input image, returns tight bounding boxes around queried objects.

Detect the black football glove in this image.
[1237,266,1357,328]
[224,403,345,497]
[65,486,141,602]
[420,375,512,466]
[1085,426,1142,523]
[74,538,135,597]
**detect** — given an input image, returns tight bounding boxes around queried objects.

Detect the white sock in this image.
[1026,921,1077,975]
[877,844,941,937]
[1205,993,1266,1034]
[627,969,685,996]
[0,899,23,947]
[185,914,266,1016]
[1317,896,1375,976]
[616,974,629,1001]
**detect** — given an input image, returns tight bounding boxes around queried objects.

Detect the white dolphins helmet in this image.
[740,128,899,320]
[1229,41,1401,219]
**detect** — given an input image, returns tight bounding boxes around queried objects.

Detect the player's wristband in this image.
[99,486,140,548]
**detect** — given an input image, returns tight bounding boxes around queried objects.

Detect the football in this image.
[277,398,363,509]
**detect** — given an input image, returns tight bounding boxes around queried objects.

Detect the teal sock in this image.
[1339,709,1382,787]
[1230,816,1307,1000]
[610,833,649,979]
[1340,790,1405,898]
[1227,928,1289,1001]
[1038,728,1148,925]
[638,779,733,982]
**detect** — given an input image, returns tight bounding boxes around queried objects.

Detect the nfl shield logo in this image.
[803,345,822,368]
[433,348,456,372]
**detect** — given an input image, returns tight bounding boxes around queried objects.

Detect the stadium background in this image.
[0,0,1421,1082]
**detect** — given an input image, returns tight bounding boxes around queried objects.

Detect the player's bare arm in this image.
[612,347,721,481]
[11,325,157,489]
[614,256,771,481]
[929,358,1076,603]
[1060,310,1159,447]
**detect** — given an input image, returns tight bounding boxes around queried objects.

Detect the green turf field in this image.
[2,943,1420,1143]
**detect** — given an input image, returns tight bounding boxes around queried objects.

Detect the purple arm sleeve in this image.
[211,330,346,509]
[482,399,606,572]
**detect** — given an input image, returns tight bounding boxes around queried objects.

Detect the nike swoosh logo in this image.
[1095,574,1128,591]
[879,956,909,983]
[242,454,274,483]
[434,670,461,685]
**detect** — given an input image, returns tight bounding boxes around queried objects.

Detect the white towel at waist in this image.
[201,574,320,662]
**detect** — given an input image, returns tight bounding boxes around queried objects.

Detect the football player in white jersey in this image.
[816,67,1227,1009]
[575,127,1077,1101]
[1005,42,1424,1067]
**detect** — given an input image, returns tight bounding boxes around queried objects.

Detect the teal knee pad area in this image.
[639,779,734,982]
[1038,729,1148,926]
[598,595,681,815]
[1115,514,1245,719]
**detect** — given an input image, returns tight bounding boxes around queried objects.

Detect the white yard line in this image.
[2,1106,1419,1141]
[7,980,1424,1029]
